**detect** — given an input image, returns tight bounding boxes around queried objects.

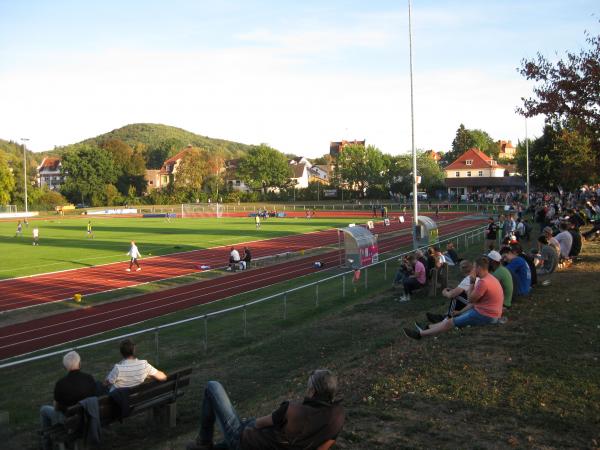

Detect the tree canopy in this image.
[60,144,118,206]
[0,152,15,205]
[238,144,292,194]
[518,27,600,183]
[446,124,497,163]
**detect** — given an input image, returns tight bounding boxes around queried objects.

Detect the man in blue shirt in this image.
[502,245,531,296]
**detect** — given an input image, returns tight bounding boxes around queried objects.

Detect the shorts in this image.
[453,308,498,328]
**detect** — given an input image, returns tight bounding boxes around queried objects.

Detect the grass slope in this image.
[0,216,358,279]
[2,231,598,449]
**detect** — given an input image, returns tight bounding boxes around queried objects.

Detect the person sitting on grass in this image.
[534,235,558,276]
[501,244,531,297]
[40,351,97,450]
[186,369,345,450]
[392,255,412,288]
[487,250,514,309]
[443,242,461,266]
[400,254,427,302]
[424,259,475,325]
[554,221,573,262]
[404,256,504,340]
[543,226,561,256]
[104,339,166,391]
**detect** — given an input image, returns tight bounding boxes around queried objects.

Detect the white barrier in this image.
[0,212,39,219]
[86,208,138,215]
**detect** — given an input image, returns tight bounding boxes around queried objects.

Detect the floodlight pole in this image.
[408,0,418,249]
[525,119,530,208]
[21,138,29,213]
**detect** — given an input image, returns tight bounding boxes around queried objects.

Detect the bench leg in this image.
[168,402,177,428]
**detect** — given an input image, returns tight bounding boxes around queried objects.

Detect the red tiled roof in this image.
[39,157,61,171]
[163,145,193,166]
[445,148,506,171]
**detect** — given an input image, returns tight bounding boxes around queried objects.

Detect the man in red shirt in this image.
[404,256,503,340]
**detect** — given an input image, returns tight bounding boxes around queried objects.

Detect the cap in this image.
[487,250,502,262]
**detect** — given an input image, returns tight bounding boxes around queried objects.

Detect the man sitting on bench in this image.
[40,351,97,450]
[186,369,345,450]
[104,339,166,390]
[228,247,241,271]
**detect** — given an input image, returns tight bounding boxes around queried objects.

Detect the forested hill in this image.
[41,123,254,169]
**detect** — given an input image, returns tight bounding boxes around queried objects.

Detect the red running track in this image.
[0,219,482,359]
[0,212,462,312]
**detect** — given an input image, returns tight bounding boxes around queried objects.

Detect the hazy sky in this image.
[0,0,597,156]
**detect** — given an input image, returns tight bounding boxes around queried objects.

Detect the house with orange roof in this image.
[444,148,524,197]
[37,157,64,190]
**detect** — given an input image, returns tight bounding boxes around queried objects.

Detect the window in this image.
[490,160,497,166]
[465,159,473,166]
[236,180,241,186]
[455,171,460,177]
[478,171,483,177]
[467,171,471,177]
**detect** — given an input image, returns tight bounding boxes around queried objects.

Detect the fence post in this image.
[203,316,208,353]
[464,234,468,248]
[342,275,346,298]
[384,261,387,281]
[243,306,247,337]
[315,283,319,307]
[154,328,160,366]
[283,292,287,320]
[365,267,368,289]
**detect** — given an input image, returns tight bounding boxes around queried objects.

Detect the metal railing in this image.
[0,224,486,369]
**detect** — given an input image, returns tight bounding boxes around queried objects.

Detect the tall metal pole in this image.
[525,119,530,208]
[408,0,418,249]
[21,138,29,213]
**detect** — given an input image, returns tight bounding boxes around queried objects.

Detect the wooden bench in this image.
[42,367,192,449]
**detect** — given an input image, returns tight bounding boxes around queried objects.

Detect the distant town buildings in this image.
[423,149,442,162]
[329,140,365,159]
[444,148,524,197]
[37,157,64,191]
[497,140,517,159]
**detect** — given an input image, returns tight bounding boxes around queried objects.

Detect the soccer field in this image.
[0,216,359,279]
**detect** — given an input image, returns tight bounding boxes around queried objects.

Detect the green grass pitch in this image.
[0,216,359,279]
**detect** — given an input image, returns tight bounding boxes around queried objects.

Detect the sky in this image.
[0,0,598,157]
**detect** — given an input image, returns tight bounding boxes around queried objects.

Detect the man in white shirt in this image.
[554,222,573,260]
[105,339,166,390]
[228,247,241,271]
[127,240,142,272]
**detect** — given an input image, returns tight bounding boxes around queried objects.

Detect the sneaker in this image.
[426,312,445,324]
[403,327,421,340]
[126,268,131,272]
[397,295,408,302]
[414,321,429,332]
[136,268,141,272]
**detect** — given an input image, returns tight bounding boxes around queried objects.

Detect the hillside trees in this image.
[60,144,118,206]
[238,144,292,194]
[100,139,147,196]
[0,152,15,205]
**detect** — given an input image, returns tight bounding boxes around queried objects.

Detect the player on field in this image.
[87,220,94,239]
[127,240,142,272]
[15,220,23,237]
[32,226,40,246]
[255,214,261,229]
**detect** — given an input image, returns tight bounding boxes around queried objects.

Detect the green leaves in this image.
[238,144,292,193]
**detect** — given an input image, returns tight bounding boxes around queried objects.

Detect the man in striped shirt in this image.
[104,339,166,390]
